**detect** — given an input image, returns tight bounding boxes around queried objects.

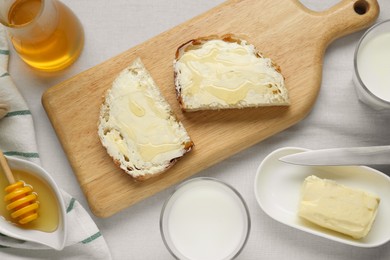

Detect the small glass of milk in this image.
[160,177,250,260]
[353,19,390,110]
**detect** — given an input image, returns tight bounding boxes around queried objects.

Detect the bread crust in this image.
[174,34,285,111]
[110,142,193,182]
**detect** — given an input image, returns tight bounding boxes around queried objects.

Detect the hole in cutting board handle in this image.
[354,0,369,15]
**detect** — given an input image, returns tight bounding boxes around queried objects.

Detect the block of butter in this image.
[298,175,380,239]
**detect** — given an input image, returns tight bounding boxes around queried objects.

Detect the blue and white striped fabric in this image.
[0,26,111,259]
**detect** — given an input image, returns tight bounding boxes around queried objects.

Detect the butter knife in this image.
[279,146,390,166]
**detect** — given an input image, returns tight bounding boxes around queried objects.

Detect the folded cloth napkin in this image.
[0,26,111,259]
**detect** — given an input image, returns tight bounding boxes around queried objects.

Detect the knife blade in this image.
[279,146,390,166]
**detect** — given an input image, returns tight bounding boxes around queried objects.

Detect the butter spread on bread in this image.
[98,58,193,181]
[299,175,380,239]
[174,35,289,111]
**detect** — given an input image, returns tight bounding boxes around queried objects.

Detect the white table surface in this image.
[2,0,390,259]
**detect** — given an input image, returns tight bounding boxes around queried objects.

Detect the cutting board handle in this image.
[300,0,380,44]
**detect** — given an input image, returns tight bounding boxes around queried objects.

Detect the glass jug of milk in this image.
[160,178,250,260]
[353,19,390,110]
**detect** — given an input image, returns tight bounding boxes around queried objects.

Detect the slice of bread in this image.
[98,58,193,181]
[174,34,290,111]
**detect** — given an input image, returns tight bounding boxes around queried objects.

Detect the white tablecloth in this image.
[2,0,390,259]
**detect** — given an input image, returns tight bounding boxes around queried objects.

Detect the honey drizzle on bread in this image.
[174,34,289,111]
[98,58,193,181]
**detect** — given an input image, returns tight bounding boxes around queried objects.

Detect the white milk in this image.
[162,179,249,260]
[357,32,390,102]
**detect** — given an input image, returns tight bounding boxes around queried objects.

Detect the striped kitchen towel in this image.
[0,26,111,259]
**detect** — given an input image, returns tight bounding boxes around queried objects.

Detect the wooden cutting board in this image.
[42,0,379,218]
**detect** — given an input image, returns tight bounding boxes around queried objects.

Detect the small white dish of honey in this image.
[0,156,67,250]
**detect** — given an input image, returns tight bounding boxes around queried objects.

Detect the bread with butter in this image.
[174,34,290,111]
[98,58,193,181]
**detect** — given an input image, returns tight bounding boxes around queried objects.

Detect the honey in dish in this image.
[7,0,84,71]
[0,169,59,232]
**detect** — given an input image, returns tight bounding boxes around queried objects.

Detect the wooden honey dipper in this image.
[0,151,39,224]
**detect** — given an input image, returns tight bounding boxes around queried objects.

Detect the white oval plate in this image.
[254,147,390,248]
[0,156,67,250]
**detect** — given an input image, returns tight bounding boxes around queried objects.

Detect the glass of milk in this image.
[353,19,390,110]
[160,177,250,260]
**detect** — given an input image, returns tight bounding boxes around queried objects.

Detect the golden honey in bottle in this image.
[3,0,84,71]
